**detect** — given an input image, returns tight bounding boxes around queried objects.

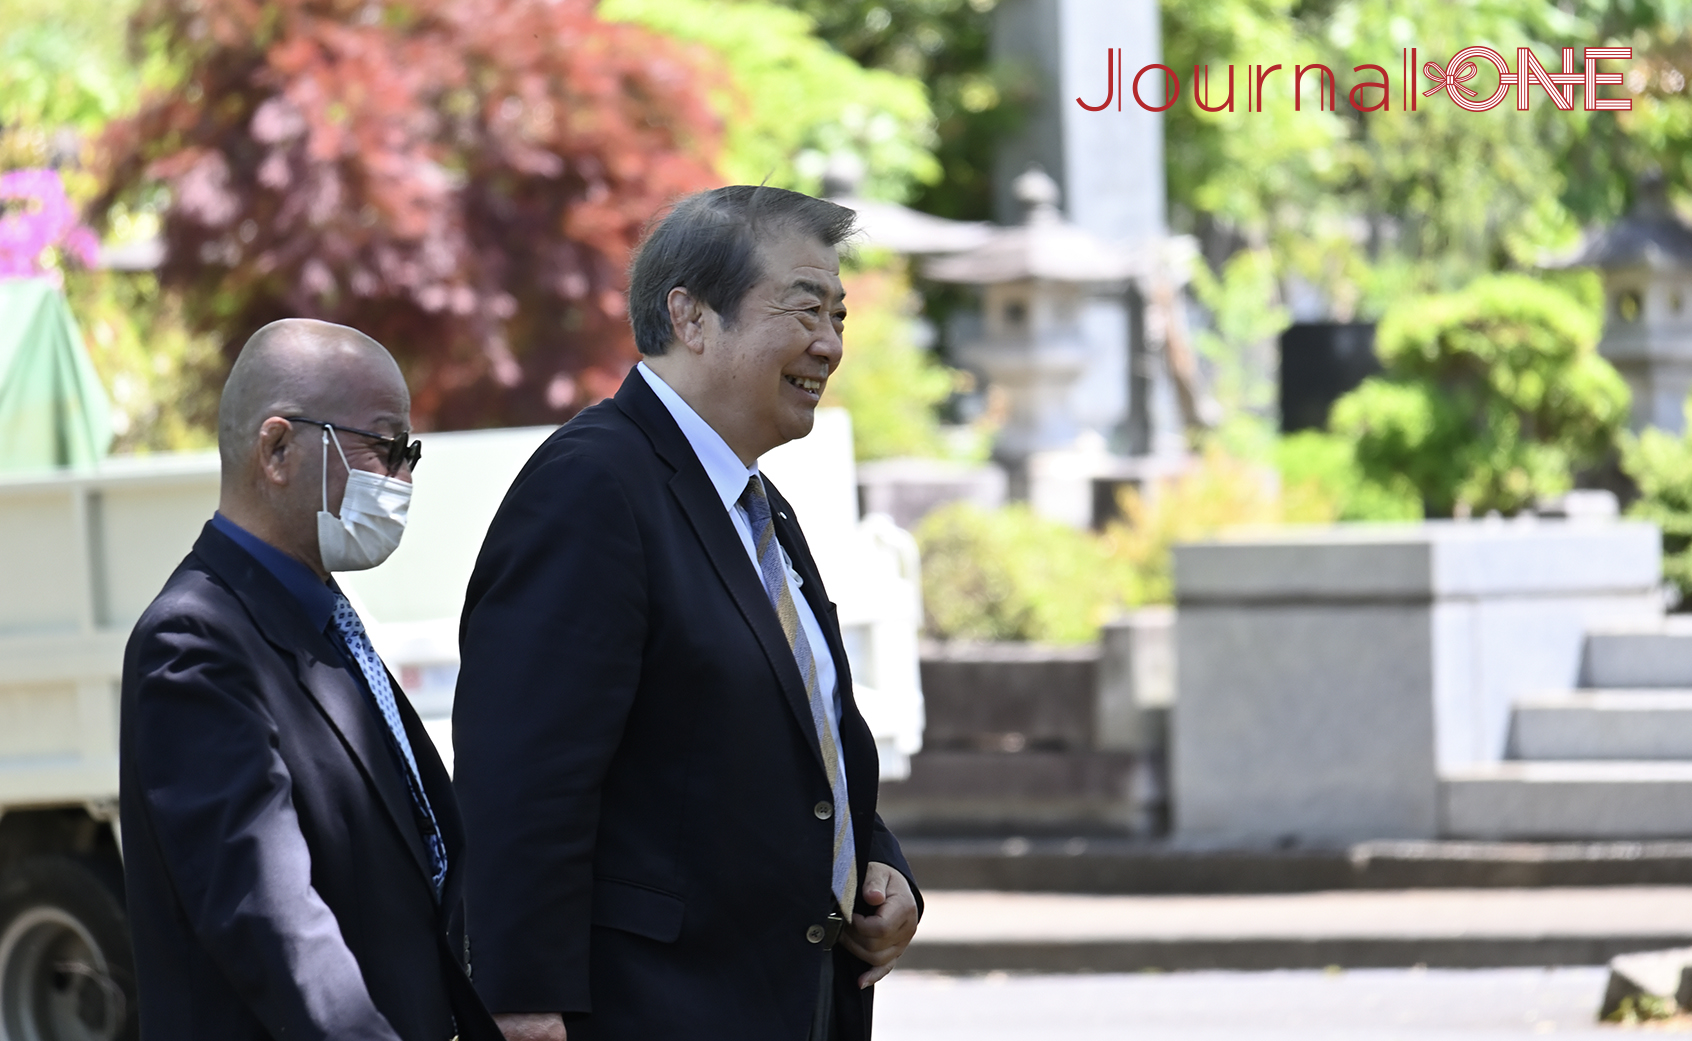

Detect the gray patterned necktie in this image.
[739,475,857,918]
[331,593,448,896]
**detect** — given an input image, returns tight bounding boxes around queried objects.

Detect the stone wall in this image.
[877,612,1172,835]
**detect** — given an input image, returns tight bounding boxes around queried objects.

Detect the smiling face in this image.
[655,229,846,464]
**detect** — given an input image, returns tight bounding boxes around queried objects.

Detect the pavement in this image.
[874,967,1625,1040]
[903,887,1692,972]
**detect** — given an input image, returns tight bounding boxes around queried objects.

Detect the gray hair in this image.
[626,186,856,356]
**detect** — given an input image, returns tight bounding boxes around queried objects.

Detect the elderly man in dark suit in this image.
[119,319,500,1041]
[453,186,921,1041]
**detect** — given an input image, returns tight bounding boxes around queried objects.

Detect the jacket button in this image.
[806,924,826,944]
[814,801,833,820]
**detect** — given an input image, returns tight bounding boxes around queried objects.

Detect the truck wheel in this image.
[0,856,135,1041]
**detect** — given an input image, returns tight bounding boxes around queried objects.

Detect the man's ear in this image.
[665,286,710,357]
[255,417,300,488]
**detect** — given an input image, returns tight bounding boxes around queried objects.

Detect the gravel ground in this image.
[872,966,1630,1040]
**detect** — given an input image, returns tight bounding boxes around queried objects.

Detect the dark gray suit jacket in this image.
[454,369,919,1040]
[119,523,501,1041]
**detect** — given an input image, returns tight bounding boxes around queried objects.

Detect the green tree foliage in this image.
[1330,275,1629,517]
[0,0,144,145]
[1161,0,1692,314]
[821,259,959,460]
[1273,430,1422,522]
[1188,246,1289,459]
[66,269,222,453]
[92,0,723,431]
[0,0,165,208]
[601,0,939,203]
[1102,449,1301,606]
[1620,415,1692,601]
[770,0,1023,219]
[0,0,223,452]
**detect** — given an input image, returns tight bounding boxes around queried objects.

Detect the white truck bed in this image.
[0,411,924,816]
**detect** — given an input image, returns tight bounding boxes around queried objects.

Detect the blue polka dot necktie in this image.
[740,475,856,918]
[331,592,448,897]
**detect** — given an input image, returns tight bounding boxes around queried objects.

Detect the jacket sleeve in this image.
[127,611,402,1041]
[453,452,647,1015]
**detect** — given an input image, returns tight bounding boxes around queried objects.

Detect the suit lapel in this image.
[613,373,829,776]
[192,525,436,888]
[402,688,466,901]
[290,650,435,883]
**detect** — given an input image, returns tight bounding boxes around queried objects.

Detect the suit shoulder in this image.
[540,398,649,463]
[133,553,234,625]
[126,554,250,655]
[120,556,277,732]
[504,400,658,504]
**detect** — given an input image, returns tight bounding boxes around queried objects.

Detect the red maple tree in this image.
[95,0,722,429]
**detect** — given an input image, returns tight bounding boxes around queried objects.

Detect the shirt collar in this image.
[637,361,757,513]
[211,512,341,630]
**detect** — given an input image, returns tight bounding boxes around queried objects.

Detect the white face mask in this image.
[316,425,412,572]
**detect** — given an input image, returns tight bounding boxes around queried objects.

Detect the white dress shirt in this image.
[636,363,845,750]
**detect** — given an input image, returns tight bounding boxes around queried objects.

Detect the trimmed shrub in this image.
[1273,430,1422,523]
[1621,423,1692,602]
[1331,275,1628,517]
[916,502,1118,644]
[1102,449,1286,607]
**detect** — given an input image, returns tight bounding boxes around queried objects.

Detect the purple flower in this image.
[0,169,101,282]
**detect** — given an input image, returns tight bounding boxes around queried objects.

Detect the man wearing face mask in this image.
[118,319,501,1041]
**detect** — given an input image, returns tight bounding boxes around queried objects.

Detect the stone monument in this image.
[992,0,1167,450]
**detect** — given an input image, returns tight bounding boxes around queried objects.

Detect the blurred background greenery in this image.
[14,0,1692,637]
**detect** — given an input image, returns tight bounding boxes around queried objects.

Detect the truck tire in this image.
[0,856,135,1041]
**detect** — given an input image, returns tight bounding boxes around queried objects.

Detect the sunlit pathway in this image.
[873,967,1621,1040]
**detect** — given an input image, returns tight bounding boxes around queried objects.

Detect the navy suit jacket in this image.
[119,524,501,1041]
[453,369,919,1040]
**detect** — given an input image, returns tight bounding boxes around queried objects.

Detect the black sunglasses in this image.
[284,416,422,475]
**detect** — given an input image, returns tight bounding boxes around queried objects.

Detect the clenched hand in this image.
[839,861,919,988]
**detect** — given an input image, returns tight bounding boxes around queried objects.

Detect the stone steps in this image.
[1511,691,1692,760]
[877,750,1140,834]
[1443,761,1692,839]
[1441,624,1692,840]
[1582,622,1692,688]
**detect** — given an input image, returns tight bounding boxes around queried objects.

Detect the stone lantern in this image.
[923,167,1137,494]
[1574,174,1692,433]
